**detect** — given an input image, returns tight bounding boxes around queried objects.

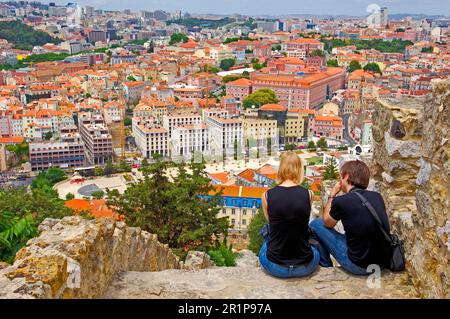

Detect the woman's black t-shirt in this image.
[266,185,313,266]
[330,189,391,268]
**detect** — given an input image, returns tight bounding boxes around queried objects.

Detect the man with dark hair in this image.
[309,160,392,275]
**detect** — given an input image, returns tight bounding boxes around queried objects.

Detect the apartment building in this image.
[251,68,346,109]
[162,112,202,137]
[207,185,265,230]
[79,113,113,165]
[132,118,170,159]
[29,126,85,171]
[206,116,243,158]
[242,118,278,148]
[103,100,125,124]
[171,124,209,160]
[309,114,344,140]
[122,81,145,103]
[283,38,325,59]
[225,78,252,101]
[285,110,306,143]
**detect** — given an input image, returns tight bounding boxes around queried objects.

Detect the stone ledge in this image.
[0,216,182,299]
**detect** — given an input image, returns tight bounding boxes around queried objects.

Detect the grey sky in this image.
[51,0,449,16]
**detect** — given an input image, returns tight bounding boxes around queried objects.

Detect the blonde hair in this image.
[277,151,304,184]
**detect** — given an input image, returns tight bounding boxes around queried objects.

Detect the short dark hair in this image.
[340,160,370,189]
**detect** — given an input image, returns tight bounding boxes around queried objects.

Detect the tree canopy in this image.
[363,62,382,74]
[326,59,339,67]
[219,58,236,71]
[106,160,229,258]
[348,60,362,73]
[169,33,189,45]
[242,89,279,109]
[0,21,61,51]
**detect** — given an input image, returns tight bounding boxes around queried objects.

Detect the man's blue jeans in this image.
[309,218,369,276]
[258,224,320,278]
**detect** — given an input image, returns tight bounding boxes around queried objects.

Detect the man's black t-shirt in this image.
[330,189,392,268]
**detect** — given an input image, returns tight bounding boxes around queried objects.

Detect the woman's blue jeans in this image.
[308,218,370,276]
[258,224,320,278]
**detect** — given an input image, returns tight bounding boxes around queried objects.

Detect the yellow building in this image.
[242,118,278,146]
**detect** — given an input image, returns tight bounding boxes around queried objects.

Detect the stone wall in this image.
[371,79,449,298]
[0,216,182,299]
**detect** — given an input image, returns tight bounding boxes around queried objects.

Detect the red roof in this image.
[0,136,24,144]
[260,104,286,112]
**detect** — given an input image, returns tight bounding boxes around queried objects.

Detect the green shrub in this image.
[247,209,266,255]
[208,243,239,267]
[0,212,37,263]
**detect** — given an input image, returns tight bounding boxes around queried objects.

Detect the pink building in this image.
[254,45,272,58]
[225,78,252,101]
[251,67,346,110]
[309,115,344,140]
[221,96,239,115]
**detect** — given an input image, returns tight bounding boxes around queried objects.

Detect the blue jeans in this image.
[309,218,369,276]
[258,224,320,278]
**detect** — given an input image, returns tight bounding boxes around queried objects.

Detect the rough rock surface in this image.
[371,79,449,298]
[0,216,182,299]
[104,252,417,299]
[184,251,214,270]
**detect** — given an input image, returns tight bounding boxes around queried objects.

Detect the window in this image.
[242,209,247,216]
[222,208,226,215]
[231,209,235,215]
[232,199,237,205]
[243,200,247,206]
[242,219,246,225]
[231,218,235,225]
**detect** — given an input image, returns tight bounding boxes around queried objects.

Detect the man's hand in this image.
[330,181,342,198]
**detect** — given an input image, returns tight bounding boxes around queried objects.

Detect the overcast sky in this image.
[50,0,449,16]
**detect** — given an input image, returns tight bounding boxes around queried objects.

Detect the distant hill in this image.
[0,20,61,51]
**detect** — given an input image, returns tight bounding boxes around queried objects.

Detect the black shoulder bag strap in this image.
[353,191,392,244]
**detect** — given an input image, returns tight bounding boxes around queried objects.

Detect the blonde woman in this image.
[258,151,320,278]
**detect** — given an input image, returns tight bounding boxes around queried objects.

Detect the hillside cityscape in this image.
[0,0,448,300]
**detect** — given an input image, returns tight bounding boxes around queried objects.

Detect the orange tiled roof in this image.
[238,169,255,182]
[226,78,252,87]
[0,136,24,144]
[209,185,266,198]
[260,103,286,112]
[208,172,229,184]
[65,199,124,221]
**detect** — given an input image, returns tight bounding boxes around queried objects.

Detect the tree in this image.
[43,131,53,140]
[311,49,325,57]
[124,117,132,126]
[65,193,75,200]
[220,58,235,71]
[323,158,339,180]
[327,59,339,67]
[285,144,296,151]
[307,141,316,149]
[106,160,229,258]
[104,160,115,176]
[127,75,136,81]
[316,137,328,149]
[169,33,188,45]
[247,209,266,254]
[94,166,104,176]
[363,62,382,74]
[91,190,105,199]
[147,40,155,53]
[267,137,272,156]
[141,157,149,168]
[233,137,238,160]
[272,44,282,51]
[421,46,433,53]
[348,60,362,73]
[242,88,278,109]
